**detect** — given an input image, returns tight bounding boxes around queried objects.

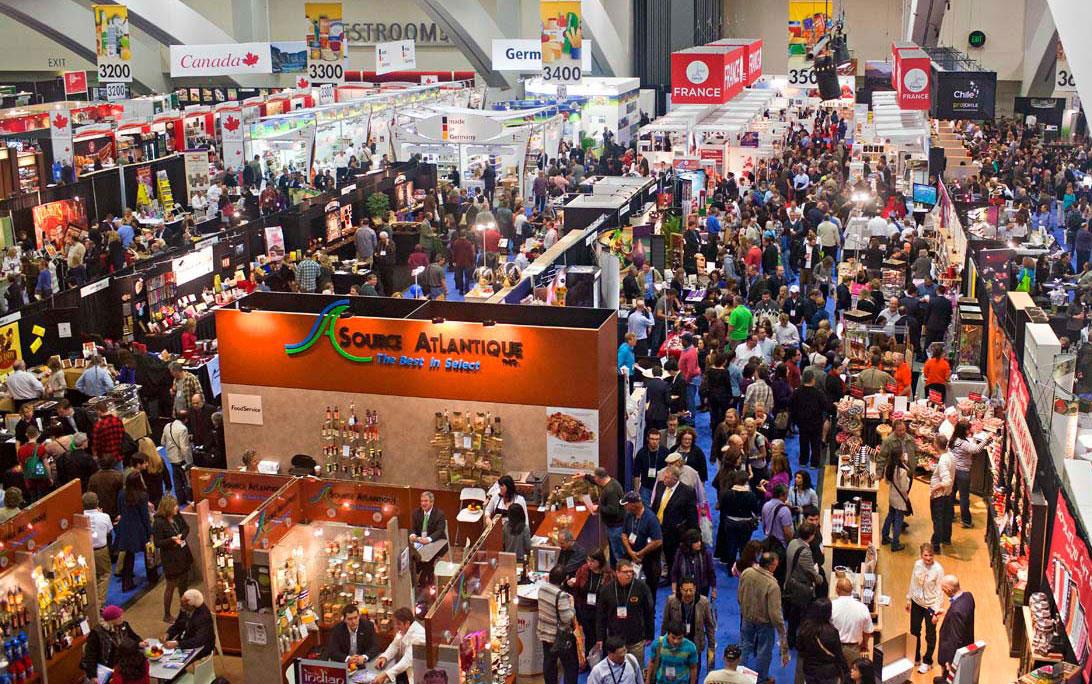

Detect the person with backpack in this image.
[759,484,794,584]
[17,424,52,503]
[588,636,643,684]
[538,564,580,684]
[646,621,698,684]
[782,522,822,649]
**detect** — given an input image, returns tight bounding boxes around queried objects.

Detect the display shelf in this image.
[321,404,383,482]
[430,410,506,490]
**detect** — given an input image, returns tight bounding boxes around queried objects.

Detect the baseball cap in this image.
[620,491,642,504]
[665,452,683,464]
[790,284,800,293]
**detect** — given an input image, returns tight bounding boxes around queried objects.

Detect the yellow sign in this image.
[0,322,21,377]
[305,2,346,84]
[92,4,132,82]
[539,1,583,83]
[788,0,831,58]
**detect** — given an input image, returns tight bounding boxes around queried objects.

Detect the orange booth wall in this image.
[215,306,619,485]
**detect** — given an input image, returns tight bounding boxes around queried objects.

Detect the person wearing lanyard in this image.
[661,578,716,676]
[587,636,643,684]
[595,558,655,666]
[647,621,699,684]
[83,491,115,605]
[569,549,614,658]
[620,492,663,590]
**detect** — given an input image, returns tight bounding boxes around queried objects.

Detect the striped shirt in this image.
[651,636,698,684]
[536,582,574,644]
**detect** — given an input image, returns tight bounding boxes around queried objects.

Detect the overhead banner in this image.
[305,2,346,84]
[1055,42,1077,94]
[417,113,503,143]
[894,47,931,111]
[788,1,831,58]
[92,4,132,83]
[271,41,307,73]
[491,38,592,72]
[219,105,246,170]
[170,42,273,77]
[375,39,416,75]
[1014,96,1066,127]
[931,70,996,120]
[62,71,88,96]
[539,1,583,83]
[670,46,746,105]
[49,105,73,167]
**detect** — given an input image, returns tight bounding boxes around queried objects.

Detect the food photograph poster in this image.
[546,407,598,474]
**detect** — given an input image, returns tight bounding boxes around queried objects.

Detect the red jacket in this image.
[450,238,475,268]
[678,347,700,382]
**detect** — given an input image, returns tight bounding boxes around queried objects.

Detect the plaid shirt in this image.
[296,259,321,293]
[173,371,204,407]
[92,415,125,462]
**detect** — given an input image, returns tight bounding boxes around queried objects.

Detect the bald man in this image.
[935,575,975,683]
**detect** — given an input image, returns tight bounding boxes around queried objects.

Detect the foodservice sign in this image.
[227,393,264,425]
[170,42,273,77]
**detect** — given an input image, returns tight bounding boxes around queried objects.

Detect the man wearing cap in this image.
[783,285,804,328]
[620,492,663,589]
[704,645,757,684]
[83,492,114,604]
[81,605,142,683]
[654,453,705,508]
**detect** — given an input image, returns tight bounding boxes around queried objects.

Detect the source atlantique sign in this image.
[284,299,523,372]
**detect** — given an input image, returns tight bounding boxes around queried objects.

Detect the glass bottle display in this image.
[273,547,316,653]
[32,545,90,660]
[0,584,33,683]
[318,531,394,633]
[209,521,238,614]
[321,404,383,482]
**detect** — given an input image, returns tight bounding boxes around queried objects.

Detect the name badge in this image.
[616,606,628,619]
[686,622,692,635]
[647,467,656,479]
[628,533,637,544]
[665,666,677,680]
[586,593,597,606]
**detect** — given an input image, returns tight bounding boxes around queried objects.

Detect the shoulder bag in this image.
[552,588,576,656]
[783,543,814,608]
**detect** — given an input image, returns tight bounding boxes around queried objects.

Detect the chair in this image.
[455,487,487,547]
[191,654,216,684]
[872,632,914,684]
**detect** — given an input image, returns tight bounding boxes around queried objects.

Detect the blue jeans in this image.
[640,486,653,507]
[882,506,905,545]
[687,375,701,414]
[606,525,626,568]
[955,469,972,526]
[740,619,775,681]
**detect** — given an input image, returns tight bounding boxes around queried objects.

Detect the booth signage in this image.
[172,246,214,286]
[170,42,273,77]
[190,468,289,515]
[93,4,132,82]
[217,303,609,409]
[62,71,88,96]
[1013,97,1066,127]
[49,104,73,167]
[1047,492,1092,681]
[296,659,348,684]
[893,48,931,110]
[539,0,583,83]
[932,70,996,120]
[670,47,745,105]
[0,482,81,568]
[1055,43,1077,93]
[1007,353,1037,484]
[248,485,302,550]
[708,38,763,85]
[226,393,264,425]
[303,479,406,528]
[183,150,211,198]
[305,2,347,84]
[416,113,503,143]
[375,39,416,76]
[491,39,593,72]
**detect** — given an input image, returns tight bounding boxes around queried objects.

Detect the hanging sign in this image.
[49,104,73,167]
[375,39,416,76]
[893,47,931,110]
[416,113,503,143]
[491,38,593,72]
[170,42,273,78]
[1047,493,1092,681]
[539,1,583,83]
[62,71,88,96]
[305,2,347,84]
[183,150,211,198]
[92,4,132,82]
[1055,42,1077,93]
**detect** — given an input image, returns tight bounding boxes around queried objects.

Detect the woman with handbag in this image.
[796,598,850,684]
[537,565,580,684]
[715,470,759,567]
[116,471,156,592]
[881,449,912,551]
[154,495,193,622]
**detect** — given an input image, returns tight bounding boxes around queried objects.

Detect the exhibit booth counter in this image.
[216,293,619,493]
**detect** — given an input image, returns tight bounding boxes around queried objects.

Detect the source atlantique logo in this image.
[284,299,374,363]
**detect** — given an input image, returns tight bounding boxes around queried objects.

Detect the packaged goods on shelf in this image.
[321,404,383,482]
[431,410,505,489]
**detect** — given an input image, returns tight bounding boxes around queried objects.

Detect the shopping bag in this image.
[699,503,714,546]
[586,643,604,670]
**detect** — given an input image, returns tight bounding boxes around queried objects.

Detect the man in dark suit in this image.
[642,367,672,433]
[410,491,447,587]
[323,603,379,665]
[935,575,975,683]
[55,399,94,437]
[922,284,954,351]
[649,467,699,576]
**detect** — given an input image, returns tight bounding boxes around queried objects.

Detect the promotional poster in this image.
[539,1,583,83]
[31,198,87,250]
[92,4,132,82]
[305,2,347,84]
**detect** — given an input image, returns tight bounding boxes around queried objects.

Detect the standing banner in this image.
[304,2,346,84]
[135,165,154,208]
[375,39,416,75]
[62,71,88,97]
[1048,493,1092,680]
[1056,42,1077,94]
[183,150,210,199]
[49,105,73,167]
[539,1,583,83]
[92,4,132,83]
[219,105,246,173]
[170,42,273,78]
[0,320,21,378]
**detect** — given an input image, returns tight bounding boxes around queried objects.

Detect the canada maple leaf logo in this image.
[223,115,240,132]
[296,76,309,88]
[243,52,259,67]
[52,113,68,129]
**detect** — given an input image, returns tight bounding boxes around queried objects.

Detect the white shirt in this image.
[774,323,800,347]
[161,420,192,465]
[938,420,956,441]
[733,342,764,370]
[587,654,643,684]
[484,490,528,519]
[867,215,890,238]
[830,595,874,644]
[83,508,114,549]
[6,370,43,400]
[907,559,945,611]
[378,621,425,680]
[930,450,955,498]
[704,668,758,684]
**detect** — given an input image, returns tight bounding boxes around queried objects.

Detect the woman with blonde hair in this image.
[153,495,193,622]
[136,437,166,506]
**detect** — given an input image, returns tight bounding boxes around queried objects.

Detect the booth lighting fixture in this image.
[482,320,496,327]
[239,304,254,313]
[432,317,445,324]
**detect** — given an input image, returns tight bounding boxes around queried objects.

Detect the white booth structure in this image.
[525,77,642,146]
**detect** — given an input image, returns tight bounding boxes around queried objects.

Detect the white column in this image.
[1046,0,1092,108]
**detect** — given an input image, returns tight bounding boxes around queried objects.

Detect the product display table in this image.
[124,411,152,440]
[148,648,200,683]
[829,571,885,635]
[529,507,595,570]
[821,509,878,568]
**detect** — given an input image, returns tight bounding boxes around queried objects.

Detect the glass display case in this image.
[956,297,986,375]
